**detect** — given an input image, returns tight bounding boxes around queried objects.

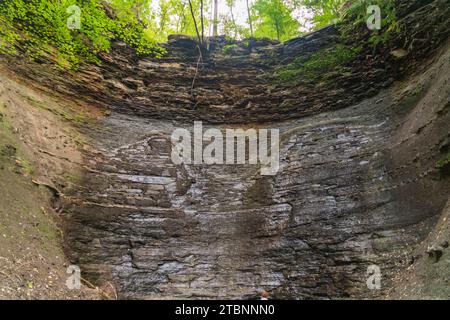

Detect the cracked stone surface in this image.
[62,44,449,297]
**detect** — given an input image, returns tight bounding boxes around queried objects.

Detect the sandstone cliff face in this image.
[0,0,449,299]
[61,45,449,299]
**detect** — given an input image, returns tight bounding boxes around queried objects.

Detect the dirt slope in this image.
[0,69,99,299]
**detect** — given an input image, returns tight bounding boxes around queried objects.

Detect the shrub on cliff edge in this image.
[0,0,165,69]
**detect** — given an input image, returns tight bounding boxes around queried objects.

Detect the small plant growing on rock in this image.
[222,43,240,55]
[436,153,450,176]
[341,0,399,46]
[277,44,361,82]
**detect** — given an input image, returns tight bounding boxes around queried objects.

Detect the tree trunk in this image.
[213,0,219,37]
[230,6,238,39]
[200,0,205,43]
[246,0,253,37]
[275,21,280,41]
[188,0,202,46]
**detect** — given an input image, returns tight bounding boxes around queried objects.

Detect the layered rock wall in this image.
[0,0,449,299]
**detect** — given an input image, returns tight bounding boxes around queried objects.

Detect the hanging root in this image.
[190,45,204,103]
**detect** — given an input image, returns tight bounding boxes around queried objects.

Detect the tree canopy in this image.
[252,0,300,41]
[0,0,397,68]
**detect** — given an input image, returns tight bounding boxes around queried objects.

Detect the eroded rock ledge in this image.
[2,0,448,124]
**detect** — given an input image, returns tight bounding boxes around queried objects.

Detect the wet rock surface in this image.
[62,43,449,298]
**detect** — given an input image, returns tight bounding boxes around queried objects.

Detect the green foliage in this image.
[177,0,210,37]
[145,0,210,42]
[437,153,450,170]
[277,44,361,82]
[222,43,239,54]
[0,0,165,68]
[342,0,399,45]
[300,0,347,28]
[0,0,402,64]
[300,0,399,46]
[252,0,300,41]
